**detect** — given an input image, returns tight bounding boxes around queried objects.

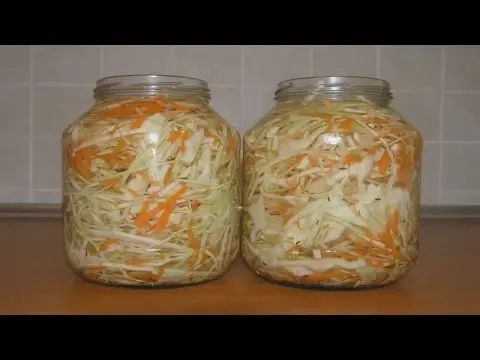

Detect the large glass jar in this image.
[242,76,423,290]
[62,75,241,288]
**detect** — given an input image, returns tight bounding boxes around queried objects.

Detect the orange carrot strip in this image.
[130,115,148,129]
[136,185,189,229]
[101,178,120,188]
[99,238,120,251]
[338,118,354,132]
[227,135,237,154]
[378,151,391,174]
[126,259,150,266]
[343,152,362,165]
[306,272,349,282]
[168,131,184,142]
[180,132,190,153]
[151,202,175,234]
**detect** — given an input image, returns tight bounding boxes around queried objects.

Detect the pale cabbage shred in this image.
[63,96,240,286]
[242,96,422,288]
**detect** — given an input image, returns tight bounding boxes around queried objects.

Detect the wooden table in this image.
[1,217,479,314]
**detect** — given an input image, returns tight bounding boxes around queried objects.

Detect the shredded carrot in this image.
[378,150,391,174]
[151,202,175,234]
[180,132,190,153]
[168,131,184,142]
[227,135,237,154]
[126,259,150,266]
[101,178,120,188]
[338,118,355,132]
[343,152,362,165]
[306,272,349,282]
[99,238,120,251]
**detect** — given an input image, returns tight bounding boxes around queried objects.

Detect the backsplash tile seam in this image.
[99,45,104,78]
[438,47,446,204]
[28,45,34,202]
[375,45,381,78]
[239,46,245,133]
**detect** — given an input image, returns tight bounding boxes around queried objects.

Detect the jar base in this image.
[69,258,236,290]
[243,259,409,291]
[73,270,228,289]
[255,273,399,291]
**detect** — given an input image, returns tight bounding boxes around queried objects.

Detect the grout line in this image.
[308,46,314,76]
[34,82,95,87]
[28,46,34,203]
[437,47,446,205]
[375,45,381,78]
[424,140,480,144]
[99,45,104,78]
[240,46,245,133]
[444,89,480,94]
[207,83,240,89]
[0,82,29,88]
[169,46,176,73]
[392,89,439,93]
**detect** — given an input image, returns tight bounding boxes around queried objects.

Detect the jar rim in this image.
[274,76,392,105]
[96,74,208,88]
[94,74,210,101]
[276,76,391,92]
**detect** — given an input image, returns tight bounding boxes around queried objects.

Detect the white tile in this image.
[445,47,480,91]
[242,86,276,133]
[33,86,93,138]
[32,138,62,189]
[380,46,442,91]
[103,45,173,77]
[0,86,30,138]
[0,138,29,188]
[243,46,310,87]
[313,46,376,77]
[32,189,61,203]
[443,93,480,141]
[173,46,241,85]
[33,45,100,84]
[0,45,30,83]
[421,143,440,205]
[209,86,241,131]
[441,143,480,205]
[391,91,441,141]
[0,188,29,203]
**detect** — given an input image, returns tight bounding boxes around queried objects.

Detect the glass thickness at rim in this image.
[276,76,391,91]
[96,74,208,89]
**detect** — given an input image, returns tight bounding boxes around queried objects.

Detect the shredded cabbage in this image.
[242,96,423,289]
[62,95,241,287]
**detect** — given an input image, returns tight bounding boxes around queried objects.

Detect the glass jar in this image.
[241,76,423,290]
[62,74,241,288]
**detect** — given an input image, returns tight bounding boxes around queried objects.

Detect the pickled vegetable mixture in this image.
[63,96,240,286]
[242,98,422,288]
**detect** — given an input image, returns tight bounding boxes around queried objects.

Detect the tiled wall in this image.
[0,45,478,205]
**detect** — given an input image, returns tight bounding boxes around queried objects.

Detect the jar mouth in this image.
[96,74,208,88]
[94,74,210,101]
[275,75,390,100]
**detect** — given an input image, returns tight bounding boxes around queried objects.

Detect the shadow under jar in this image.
[62,74,241,288]
[241,76,423,290]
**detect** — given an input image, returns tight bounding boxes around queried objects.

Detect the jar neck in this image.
[275,76,393,107]
[93,74,211,103]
